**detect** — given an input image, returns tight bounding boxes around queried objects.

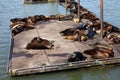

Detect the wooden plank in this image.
[74,41,91,52]
[111,45,120,57]
[10,50,49,70]
[37,21,81,64]
[11,20,81,70]
[13,29,38,49]
[56,20,80,30]
[46,41,80,64]
[113,45,120,53]
[36,21,64,41]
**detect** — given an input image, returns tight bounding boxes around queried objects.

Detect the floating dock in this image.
[8,1,120,76]
[9,20,120,76]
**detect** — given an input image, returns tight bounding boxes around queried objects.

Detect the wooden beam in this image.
[100,0,104,39]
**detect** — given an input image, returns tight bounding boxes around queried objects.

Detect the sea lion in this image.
[26,37,54,50]
[67,52,86,62]
[107,33,120,44]
[83,47,114,59]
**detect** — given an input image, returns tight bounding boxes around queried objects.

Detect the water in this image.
[0,0,120,80]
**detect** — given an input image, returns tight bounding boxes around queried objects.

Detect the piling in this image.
[77,0,80,20]
[100,0,104,39]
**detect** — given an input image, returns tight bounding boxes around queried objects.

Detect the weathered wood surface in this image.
[10,20,80,70]
[9,20,120,76]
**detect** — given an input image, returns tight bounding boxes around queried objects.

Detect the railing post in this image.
[100,0,104,39]
[78,0,80,20]
[22,0,25,4]
[65,0,68,15]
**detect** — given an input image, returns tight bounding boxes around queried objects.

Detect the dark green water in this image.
[0,0,120,80]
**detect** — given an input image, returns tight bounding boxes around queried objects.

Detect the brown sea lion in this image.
[83,47,114,59]
[55,14,64,20]
[34,15,47,22]
[107,33,120,44]
[60,28,76,36]
[10,17,36,36]
[27,16,36,25]
[80,12,99,21]
[26,37,54,50]
[64,29,87,42]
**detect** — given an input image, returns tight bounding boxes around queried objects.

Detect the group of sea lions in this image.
[59,20,120,43]
[60,22,95,42]
[10,1,119,62]
[67,45,114,62]
[10,14,75,36]
[59,1,120,44]
[10,14,76,50]
[59,1,119,61]
[106,33,120,44]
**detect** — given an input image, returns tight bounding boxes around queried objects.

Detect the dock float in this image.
[9,20,120,76]
[8,1,120,76]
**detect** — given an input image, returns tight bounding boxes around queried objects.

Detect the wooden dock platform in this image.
[8,0,120,76]
[9,20,120,76]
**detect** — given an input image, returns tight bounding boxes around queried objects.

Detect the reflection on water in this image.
[21,2,68,17]
[0,0,120,80]
[9,66,120,80]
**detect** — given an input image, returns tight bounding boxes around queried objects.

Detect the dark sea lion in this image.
[26,37,54,50]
